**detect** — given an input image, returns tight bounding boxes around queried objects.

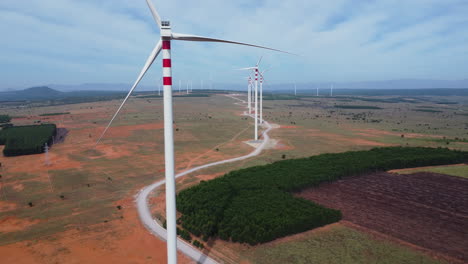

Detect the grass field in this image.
[393,164,468,178]
[242,224,446,264]
[1,92,467,263]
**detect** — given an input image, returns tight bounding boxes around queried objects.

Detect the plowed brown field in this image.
[297,172,468,263]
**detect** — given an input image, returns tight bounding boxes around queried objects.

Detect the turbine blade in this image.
[95,40,162,146]
[172,32,295,55]
[146,0,162,27]
[256,56,263,67]
[237,67,257,70]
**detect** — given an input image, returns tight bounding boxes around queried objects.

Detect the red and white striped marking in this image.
[162,40,172,87]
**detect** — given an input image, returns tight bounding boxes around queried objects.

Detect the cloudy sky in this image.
[0,0,467,90]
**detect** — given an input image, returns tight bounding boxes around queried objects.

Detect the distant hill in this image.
[0,86,64,101]
[49,83,153,92]
[0,86,126,102]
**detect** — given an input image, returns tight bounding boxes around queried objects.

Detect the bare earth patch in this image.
[0,201,17,213]
[0,217,40,233]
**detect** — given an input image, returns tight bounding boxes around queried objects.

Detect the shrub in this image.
[0,115,11,123]
[192,240,204,249]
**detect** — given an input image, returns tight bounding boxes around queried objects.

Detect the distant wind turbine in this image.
[158,78,162,96]
[259,70,268,123]
[95,1,291,263]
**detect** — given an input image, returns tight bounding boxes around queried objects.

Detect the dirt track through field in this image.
[297,172,468,263]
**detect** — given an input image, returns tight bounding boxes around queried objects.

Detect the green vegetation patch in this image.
[0,114,11,123]
[0,124,56,156]
[263,95,300,100]
[39,112,70,116]
[49,170,89,192]
[245,225,447,264]
[174,93,211,98]
[412,109,442,113]
[396,164,468,178]
[334,105,382,110]
[177,147,468,245]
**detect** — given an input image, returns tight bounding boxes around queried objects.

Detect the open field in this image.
[0,94,253,263]
[241,223,448,264]
[297,171,468,263]
[391,164,468,178]
[1,93,468,263]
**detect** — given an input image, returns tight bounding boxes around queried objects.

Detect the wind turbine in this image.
[316,85,319,97]
[330,84,334,97]
[239,57,264,140]
[95,1,291,263]
[259,69,269,124]
[294,82,297,96]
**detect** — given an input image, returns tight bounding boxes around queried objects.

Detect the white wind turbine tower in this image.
[330,83,334,97]
[294,82,297,96]
[186,81,189,94]
[316,85,319,96]
[246,75,252,114]
[95,1,291,263]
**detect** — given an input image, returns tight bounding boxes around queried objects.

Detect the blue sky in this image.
[0,0,467,90]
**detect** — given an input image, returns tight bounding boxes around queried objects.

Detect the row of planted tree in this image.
[177,147,468,245]
[0,124,56,156]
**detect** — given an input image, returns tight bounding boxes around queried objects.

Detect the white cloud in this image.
[0,0,467,89]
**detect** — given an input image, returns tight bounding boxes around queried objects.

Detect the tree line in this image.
[0,124,56,156]
[177,147,468,245]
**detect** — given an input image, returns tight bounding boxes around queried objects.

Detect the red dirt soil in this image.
[0,201,17,213]
[0,196,193,264]
[296,172,468,263]
[0,217,40,233]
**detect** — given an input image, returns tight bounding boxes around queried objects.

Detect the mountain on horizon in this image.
[0,86,125,102]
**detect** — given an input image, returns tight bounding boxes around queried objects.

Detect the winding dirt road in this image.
[135,94,275,263]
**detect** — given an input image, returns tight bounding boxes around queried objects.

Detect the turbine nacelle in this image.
[161,21,172,37]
